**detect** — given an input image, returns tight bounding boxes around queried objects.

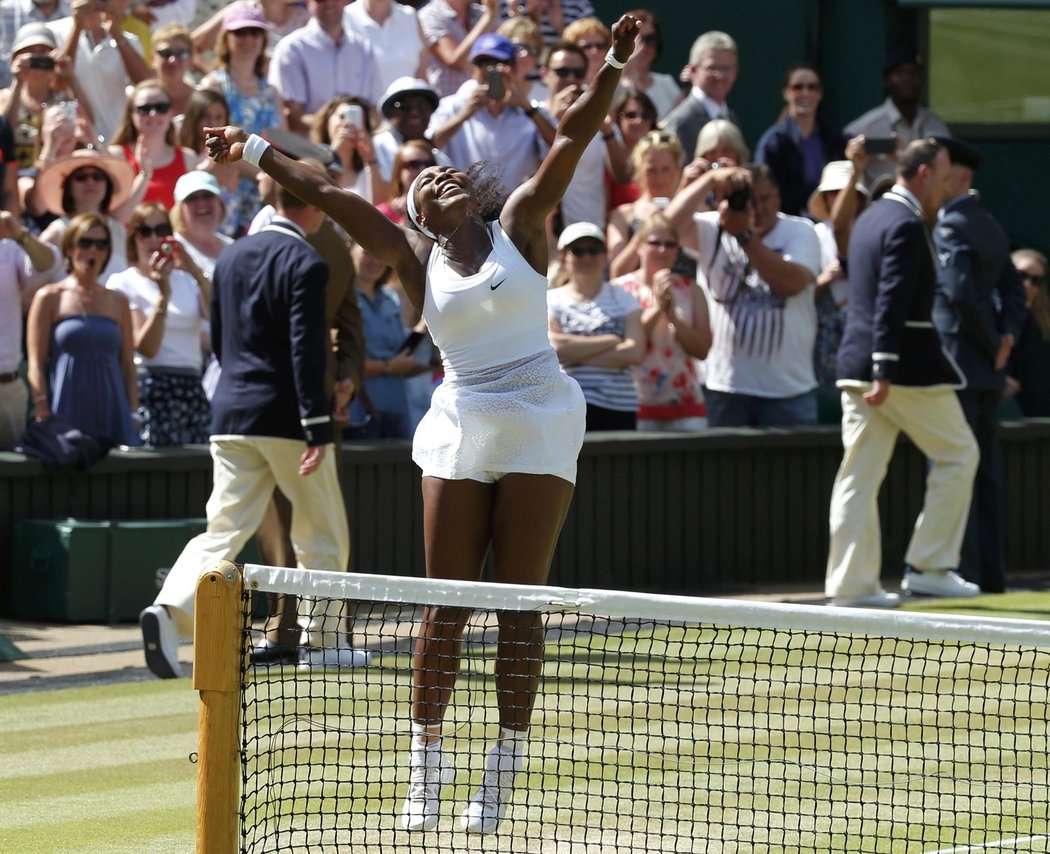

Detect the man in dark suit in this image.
[825,138,979,608]
[139,173,368,678]
[659,30,739,157]
[933,137,1026,593]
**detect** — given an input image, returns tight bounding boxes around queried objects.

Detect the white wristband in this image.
[242,133,271,167]
[604,49,627,70]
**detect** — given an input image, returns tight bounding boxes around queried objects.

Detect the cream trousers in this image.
[825,386,978,599]
[155,436,350,648]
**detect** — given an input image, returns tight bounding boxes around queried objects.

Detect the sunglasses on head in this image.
[550,66,587,79]
[70,169,107,183]
[567,244,604,257]
[514,43,539,57]
[134,101,172,116]
[644,131,675,144]
[77,237,110,251]
[403,159,435,170]
[136,222,174,239]
[157,47,191,60]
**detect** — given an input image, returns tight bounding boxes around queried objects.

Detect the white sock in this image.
[411,722,442,751]
[497,727,527,753]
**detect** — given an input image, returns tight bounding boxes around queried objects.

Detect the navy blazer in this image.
[837,192,965,388]
[210,218,334,446]
[754,116,846,217]
[933,193,1026,391]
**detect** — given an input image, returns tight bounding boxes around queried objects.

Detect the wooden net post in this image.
[194,560,244,854]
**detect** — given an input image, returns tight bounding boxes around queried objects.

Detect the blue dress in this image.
[49,315,140,446]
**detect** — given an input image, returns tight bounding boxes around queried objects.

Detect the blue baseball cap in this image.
[470,33,515,65]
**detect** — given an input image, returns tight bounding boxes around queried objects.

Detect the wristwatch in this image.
[735,228,753,247]
[524,100,540,118]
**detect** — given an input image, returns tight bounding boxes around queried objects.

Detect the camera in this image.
[160,239,175,255]
[726,185,752,212]
[27,56,55,71]
[340,103,364,128]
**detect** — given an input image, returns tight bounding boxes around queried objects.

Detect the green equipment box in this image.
[9,518,231,623]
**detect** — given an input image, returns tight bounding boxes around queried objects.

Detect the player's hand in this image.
[299,443,325,476]
[864,378,890,406]
[609,15,640,64]
[204,126,249,164]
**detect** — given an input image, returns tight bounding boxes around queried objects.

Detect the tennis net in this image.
[234,565,1050,853]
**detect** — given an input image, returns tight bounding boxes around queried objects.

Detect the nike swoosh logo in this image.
[490,278,506,291]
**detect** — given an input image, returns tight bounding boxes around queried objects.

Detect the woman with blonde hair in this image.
[678,118,749,191]
[607,129,693,278]
[612,212,710,430]
[563,16,612,83]
[108,80,197,211]
[310,95,389,203]
[150,24,196,120]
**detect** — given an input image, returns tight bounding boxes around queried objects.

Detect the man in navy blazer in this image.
[826,138,979,608]
[140,175,367,678]
[933,137,1026,593]
[660,31,740,157]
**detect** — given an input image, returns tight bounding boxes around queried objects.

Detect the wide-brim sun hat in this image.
[557,221,606,251]
[807,160,855,222]
[36,149,136,217]
[379,76,439,120]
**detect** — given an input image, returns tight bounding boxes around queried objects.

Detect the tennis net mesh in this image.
[238,565,1050,853]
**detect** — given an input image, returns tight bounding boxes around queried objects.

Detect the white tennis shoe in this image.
[460,743,523,834]
[401,745,454,831]
[140,604,183,679]
[902,568,981,598]
[297,647,371,669]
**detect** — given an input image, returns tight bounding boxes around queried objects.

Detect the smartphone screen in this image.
[342,104,364,128]
[485,68,504,102]
[863,137,896,156]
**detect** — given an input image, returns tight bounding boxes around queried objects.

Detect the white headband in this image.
[406,171,437,241]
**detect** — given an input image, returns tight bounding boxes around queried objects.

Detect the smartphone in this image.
[340,103,364,128]
[863,137,896,156]
[485,67,504,102]
[57,99,77,123]
[27,55,55,71]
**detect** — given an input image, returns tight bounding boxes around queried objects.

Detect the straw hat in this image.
[807,160,856,222]
[36,149,135,216]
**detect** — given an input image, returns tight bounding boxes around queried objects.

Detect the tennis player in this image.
[204,12,639,835]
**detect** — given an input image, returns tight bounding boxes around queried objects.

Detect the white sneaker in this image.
[460,744,523,834]
[140,605,183,679]
[297,647,371,669]
[829,590,901,609]
[401,745,454,831]
[902,569,981,598]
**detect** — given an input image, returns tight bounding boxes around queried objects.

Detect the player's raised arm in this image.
[203,126,424,275]
[504,15,639,228]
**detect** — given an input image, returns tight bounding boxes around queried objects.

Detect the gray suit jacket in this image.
[660,94,739,157]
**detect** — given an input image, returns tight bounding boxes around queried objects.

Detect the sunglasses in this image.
[567,244,604,257]
[644,131,676,144]
[645,240,678,250]
[550,66,587,79]
[136,222,174,239]
[230,27,266,38]
[789,82,822,92]
[402,159,435,170]
[157,48,191,60]
[70,169,107,183]
[391,98,431,112]
[620,110,653,121]
[640,34,658,46]
[77,237,110,251]
[1020,272,1046,285]
[134,101,172,116]
[578,41,609,52]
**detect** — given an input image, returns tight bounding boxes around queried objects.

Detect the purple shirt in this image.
[267,17,382,114]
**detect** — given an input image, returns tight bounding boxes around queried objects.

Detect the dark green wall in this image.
[591,0,1049,252]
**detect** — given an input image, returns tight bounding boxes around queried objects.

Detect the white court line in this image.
[927,835,1050,853]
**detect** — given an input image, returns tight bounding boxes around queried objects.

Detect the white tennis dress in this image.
[412,222,586,482]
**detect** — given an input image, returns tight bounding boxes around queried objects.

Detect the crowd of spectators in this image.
[1,1,1047,459]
